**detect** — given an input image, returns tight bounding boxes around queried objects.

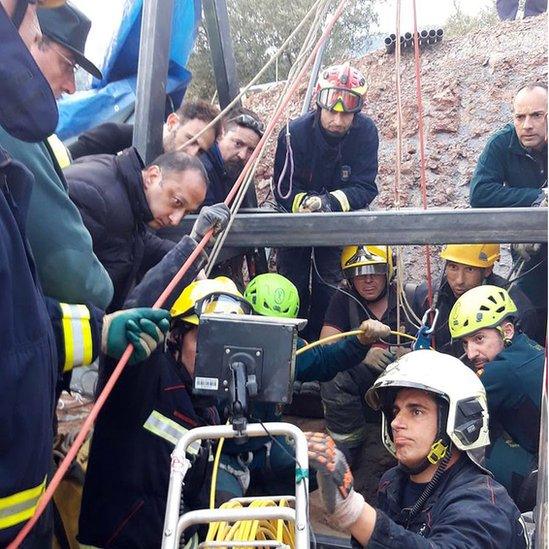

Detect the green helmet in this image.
[449,285,518,339]
[244,273,300,318]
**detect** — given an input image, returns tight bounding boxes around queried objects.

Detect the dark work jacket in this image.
[409,273,539,356]
[68,122,133,159]
[200,143,229,207]
[273,110,378,212]
[79,237,213,548]
[66,147,175,311]
[0,149,58,544]
[470,123,547,208]
[482,332,544,455]
[352,457,526,548]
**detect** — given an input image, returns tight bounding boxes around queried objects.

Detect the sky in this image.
[71,0,495,70]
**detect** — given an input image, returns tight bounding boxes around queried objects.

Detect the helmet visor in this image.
[345,263,388,278]
[317,88,363,113]
[195,292,253,318]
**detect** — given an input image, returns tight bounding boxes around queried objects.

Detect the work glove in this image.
[363,346,395,373]
[298,193,333,213]
[306,432,366,530]
[356,319,391,345]
[102,308,171,364]
[512,242,541,262]
[190,203,230,243]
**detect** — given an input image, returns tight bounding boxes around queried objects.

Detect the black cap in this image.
[38,2,102,80]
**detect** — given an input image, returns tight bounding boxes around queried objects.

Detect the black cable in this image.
[504,258,544,287]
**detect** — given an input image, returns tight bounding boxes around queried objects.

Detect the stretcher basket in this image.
[162,422,310,549]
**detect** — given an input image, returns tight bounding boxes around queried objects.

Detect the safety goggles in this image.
[317,87,364,113]
[229,114,265,137]
[194,292,254,319]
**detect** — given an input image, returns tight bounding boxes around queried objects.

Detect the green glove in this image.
[102,308,171,364]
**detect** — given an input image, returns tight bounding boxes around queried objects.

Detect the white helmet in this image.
[365,350,490,464]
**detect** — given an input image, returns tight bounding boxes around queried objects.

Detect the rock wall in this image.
[244,14,547,282]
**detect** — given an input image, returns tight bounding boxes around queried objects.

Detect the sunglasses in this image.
[229,114,265,137]
[317,88,364,113]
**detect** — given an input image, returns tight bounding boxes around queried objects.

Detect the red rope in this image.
[8,1,349,546]
[412,0,434,313]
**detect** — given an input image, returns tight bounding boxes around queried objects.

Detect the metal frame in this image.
[160,207,548,246]
[133,0,175,163]
[202,0,240,109]
[162,423,310,549]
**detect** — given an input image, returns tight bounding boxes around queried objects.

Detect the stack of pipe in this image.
[384,29,443,54]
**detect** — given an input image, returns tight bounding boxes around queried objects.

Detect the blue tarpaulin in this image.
[57,0,201,140]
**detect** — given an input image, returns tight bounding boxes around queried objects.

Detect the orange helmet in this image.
[316,62,367,113]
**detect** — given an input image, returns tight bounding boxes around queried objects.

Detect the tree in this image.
[444,0,498,38]
[186,0,378,100]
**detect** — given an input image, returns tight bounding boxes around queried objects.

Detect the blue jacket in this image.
[79,236,210,548]
[200,144,229,207]
[0,149,104,544]
[273,110,379,212]
[470,123,547,207]
[481,332,544,455]
[353,457,526,548]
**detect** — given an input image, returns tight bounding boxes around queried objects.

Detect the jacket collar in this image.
[115,147,154,225]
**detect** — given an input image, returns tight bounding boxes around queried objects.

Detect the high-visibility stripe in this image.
[292,192,307,213]
[0,477,46,530]
[47,134,72,169]
[183,533,199,549]
[60,303,93,372]
[330,190,351,212]
[143,410,200,455]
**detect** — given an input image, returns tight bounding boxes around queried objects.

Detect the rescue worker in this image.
[214,273,391,504]
[307,350,527,548]
[320,245,415,483]
[407,243,539,352]
[470,82,547,343]
[0,0,114,309]
[449,285,544,509]
[78,278,251,548]
[68,99,222,159]
[274,63,379,341]
[0,2,170,545]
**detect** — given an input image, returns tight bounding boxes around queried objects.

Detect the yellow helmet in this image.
[341,245,394,280]
[449,285,518,339]
[440,244,500,268]
[170,277,252,326]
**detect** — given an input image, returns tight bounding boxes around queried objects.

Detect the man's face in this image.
[30,39,76,98]
[178,326,198,376]
[319,108,354,136]
[513,87,548,150]
[445,261,488,298]
[390,388,438,469]
[352,274,386,302]
[142,166,206,229]
[162,114,216,156]
[461,326,511,371]
[217,125,260,168]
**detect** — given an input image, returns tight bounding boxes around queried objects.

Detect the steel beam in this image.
[133,0,174,163]
[203,0,240,109]
[160,207,547,247]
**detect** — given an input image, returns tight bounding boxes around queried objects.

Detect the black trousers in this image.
[277,246,342,341]
[496,0,547,19]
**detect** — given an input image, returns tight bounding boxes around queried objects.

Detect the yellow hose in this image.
[295,329,418,355]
